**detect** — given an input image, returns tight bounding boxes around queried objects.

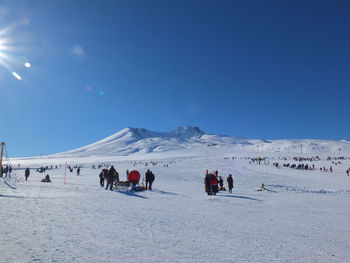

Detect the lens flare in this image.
[12,71,22,80]
[0,16,31,79]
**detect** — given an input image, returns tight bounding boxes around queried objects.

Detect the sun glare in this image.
[0,18,31,80]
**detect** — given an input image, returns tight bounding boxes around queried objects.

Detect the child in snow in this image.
[41,174,51,183]
[256,183,270,191]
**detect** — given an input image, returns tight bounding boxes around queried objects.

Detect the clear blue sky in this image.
[1,0,349,157]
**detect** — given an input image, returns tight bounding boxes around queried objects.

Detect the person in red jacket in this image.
[210,173,219,195]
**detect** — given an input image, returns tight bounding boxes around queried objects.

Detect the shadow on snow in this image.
[0,194,25,199]
[152,189,178,196]
[114,190,149,199]
[219,194,262,202]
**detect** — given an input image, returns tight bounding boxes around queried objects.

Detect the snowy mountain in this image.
[55,126,245,157]
[53,126,350,158]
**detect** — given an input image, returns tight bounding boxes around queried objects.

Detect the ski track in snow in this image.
[1,156,350,263]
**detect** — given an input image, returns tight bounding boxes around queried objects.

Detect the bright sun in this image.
[0,22,31,80]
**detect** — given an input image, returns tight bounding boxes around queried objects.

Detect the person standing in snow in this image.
[77,167,80,176]
[218,176,224,191]
[210,173,219,195]
[145,169,151,190]
[145,169,155,190]
[99,170,105,187]
[25,168,30,181]
[3,165,8,177]
[149,171,155,190]
[346,169,349,176]
[106,166,118,191]
[204,172,211,195]
[102,168,108,186]
[227,174,233,193]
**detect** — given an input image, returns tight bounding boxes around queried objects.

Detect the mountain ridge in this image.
[52,126,350,158]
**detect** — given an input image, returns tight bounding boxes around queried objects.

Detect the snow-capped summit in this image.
[53,126,350,158]
[172,126,204,138]
[120,126,204,139]
[55,126,212,157]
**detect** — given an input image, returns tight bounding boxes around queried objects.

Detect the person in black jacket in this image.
[145,169,155,190]
[219,176,224,190]
[227,174,233,193]
[25,168,30,181]
[99,169,108,187]
[204,173,211,195]
[99,171,104,187]
[2,165,9,177]
[145,169,151,190]
[106,166,118,191]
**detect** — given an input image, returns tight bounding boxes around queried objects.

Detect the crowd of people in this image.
[274,162,316,170]
[204,170,234,195]
[0,165,13,177]
[98,166,156,191]
[248,155,350,176]
[36,165,59,173]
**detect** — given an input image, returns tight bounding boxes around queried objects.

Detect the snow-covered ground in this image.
[1,127,350,262]
[1,154,350,263]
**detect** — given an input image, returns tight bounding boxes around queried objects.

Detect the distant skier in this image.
[227,174,233,193]
[346,169,349,176]
[77,168,80,176]
[25,168,30,181]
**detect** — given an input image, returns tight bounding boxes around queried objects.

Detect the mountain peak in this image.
[124,126,204,139]
[174,126,204,137]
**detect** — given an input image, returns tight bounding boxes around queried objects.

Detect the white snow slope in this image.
[1,127,350,263]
